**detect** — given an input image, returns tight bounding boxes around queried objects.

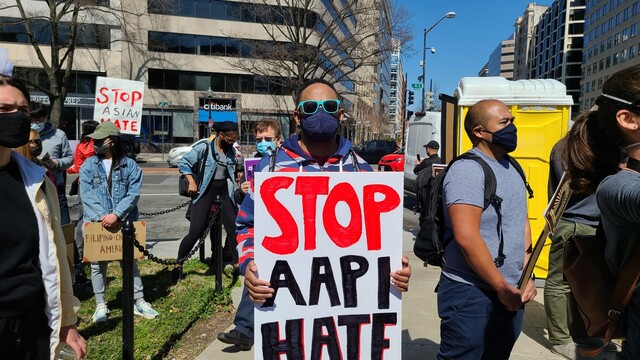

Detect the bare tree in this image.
[0,0,150,127]
[224,0,413,102]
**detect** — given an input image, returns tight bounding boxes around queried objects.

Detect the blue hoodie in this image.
[235,135,372,274]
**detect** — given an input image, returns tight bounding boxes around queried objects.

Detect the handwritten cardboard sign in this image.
[83,222,146,262]
[93,77,145,135]
[254,172,404,360]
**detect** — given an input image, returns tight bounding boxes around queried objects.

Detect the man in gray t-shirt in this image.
[436,100,537,360]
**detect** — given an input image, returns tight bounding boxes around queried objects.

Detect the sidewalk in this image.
[195,229,616,360]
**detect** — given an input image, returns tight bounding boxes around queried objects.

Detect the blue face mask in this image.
[256,140,275,156]
[300,111,339,142]
[487,123,518,153]
[31,122,45,133]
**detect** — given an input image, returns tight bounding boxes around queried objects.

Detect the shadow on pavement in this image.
[402,328,440,359]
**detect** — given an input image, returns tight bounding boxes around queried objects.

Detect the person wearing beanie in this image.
[79,121,159,323]
[173,118,242,283]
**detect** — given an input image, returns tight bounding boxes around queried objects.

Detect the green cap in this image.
[89,121,121,139]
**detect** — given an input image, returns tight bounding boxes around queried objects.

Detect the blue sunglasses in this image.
[297,99,341,115]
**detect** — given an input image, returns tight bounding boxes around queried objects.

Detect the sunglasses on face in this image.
[221,132,238,142]
[93,139,112,147]
[297,99,341,115]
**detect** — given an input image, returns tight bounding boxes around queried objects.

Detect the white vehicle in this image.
[403,111,441,193]
[167,139,242,167]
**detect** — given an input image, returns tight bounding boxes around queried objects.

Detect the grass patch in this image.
[74,259,236,359]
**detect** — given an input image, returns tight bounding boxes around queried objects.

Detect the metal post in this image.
[160,106,165,161]
[421,30,427,112]
[421,12,456,112]
[212,195,223,293]
[121,221,135,360]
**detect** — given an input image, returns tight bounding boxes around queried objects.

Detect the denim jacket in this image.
[79,156,142,222]
[177,137,238,208]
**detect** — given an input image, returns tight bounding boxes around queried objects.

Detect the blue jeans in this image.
[618,283,640,359]
[234,286,254,338]
[437,275,524,360]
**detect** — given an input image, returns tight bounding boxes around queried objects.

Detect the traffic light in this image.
[408,91,414,105]
[425,91,434,110]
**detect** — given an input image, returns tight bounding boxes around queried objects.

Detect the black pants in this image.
[178,179,238,263]
[0,301,50,359]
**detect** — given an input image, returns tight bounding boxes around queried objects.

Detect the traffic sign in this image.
[411,83,422,89]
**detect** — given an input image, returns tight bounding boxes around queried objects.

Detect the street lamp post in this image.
[421,11,456,111]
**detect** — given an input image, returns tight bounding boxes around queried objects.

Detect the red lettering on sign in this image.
[96,87,109,104]
[96,87,144,106]
[295,176,329,251]
[363,185,400,250]
[323,183,362,248]
[261,176,298,255]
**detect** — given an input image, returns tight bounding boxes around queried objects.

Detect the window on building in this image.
[623,28,629,41]
[615,32,621,45]
[622,48,628,61]
[616,12,622,25]
[634,1,639,15]
[631,23,638,37]
[631,45,637,58]
[593,61,598,73]
[624,7,630,20]
[195,0,210,18]
[606,56,611,67]
[598,78,603,89]
[179,0,196,17]
[194,74,210,91]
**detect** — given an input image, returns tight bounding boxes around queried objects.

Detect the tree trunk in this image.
[48,94,65,128]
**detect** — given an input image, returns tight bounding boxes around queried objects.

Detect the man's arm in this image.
[448,203,523,311]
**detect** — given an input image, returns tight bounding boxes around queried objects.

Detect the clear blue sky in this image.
[397,0,552,111]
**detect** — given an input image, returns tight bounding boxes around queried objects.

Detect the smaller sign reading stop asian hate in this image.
[93,77,145,135]
[254,172,404,360]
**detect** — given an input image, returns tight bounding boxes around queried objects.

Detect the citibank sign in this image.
[200,98,236,111]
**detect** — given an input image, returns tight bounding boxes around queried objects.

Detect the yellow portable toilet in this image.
[440,77,573,280]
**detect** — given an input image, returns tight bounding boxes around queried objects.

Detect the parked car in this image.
[167,139,242,167]
[378,147,404,172]
[353,140,398,164]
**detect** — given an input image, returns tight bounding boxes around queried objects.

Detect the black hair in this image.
[294,78,341,106]
[29,101,48,120]
[81,120,99,143]
[0,75,30,106]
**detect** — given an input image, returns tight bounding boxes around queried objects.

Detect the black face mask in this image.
[485,123,518,153]
[0,111,31,148]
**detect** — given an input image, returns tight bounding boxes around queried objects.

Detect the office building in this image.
[487,34,516,79]
[580,0,640,111]
[1,0,395,144]
[531,0,586,115]
[513,3,549,79]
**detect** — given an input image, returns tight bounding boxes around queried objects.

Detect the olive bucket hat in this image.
[88,121,121,140]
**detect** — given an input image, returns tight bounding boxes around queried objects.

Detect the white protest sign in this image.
[93,77,144,135]
[254,172,404,360]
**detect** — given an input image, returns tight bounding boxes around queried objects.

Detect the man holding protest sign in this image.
[217,79,411,354]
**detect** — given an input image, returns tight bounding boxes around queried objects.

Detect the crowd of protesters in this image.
[1,64,640,360]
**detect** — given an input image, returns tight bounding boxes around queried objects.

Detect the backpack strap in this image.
[349,149,361,172]
[506,155,534,199]
[452,152,506,267]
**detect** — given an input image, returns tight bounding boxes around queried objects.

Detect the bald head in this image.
[464,99,509,142]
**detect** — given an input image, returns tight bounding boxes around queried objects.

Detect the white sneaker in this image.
[550,343,578,360]
[133,300,159,319]
[92,303,109,323]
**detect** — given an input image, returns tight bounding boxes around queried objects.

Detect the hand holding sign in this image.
[243,260,273,302]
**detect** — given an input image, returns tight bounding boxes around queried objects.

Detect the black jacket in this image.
[413,153,442,175]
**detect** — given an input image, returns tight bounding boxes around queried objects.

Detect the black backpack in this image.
[413,152,534,267]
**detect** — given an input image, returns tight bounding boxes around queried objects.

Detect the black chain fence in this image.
[139,201,191,217]
[133,204,220,266]
[68,197,223,266]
